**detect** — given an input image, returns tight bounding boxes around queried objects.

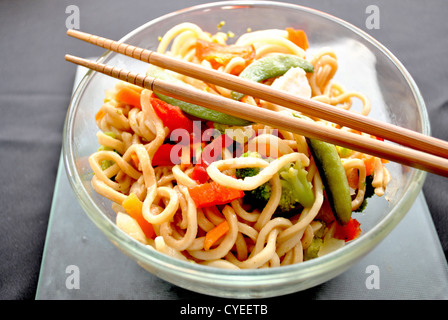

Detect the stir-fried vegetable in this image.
[191,164,209,184]
[286,28,309,50]
[150,95,194,133]
[195,39,255,73]
[146,65,252,126]
[188,180,244,208]
[279,160,315,208]
[199,134,234,166]
[152,143,180,166]
[235,151,314,214]
[122,193,155,239]
[354,175,375,213]
[304,237,323,260]
[191,133,234,183]
[307,138,352,225]
[130,151,140,168]
[333,218,361,241]
[115,83,143,109]
[231,54,314,100]
[203,221,230,250]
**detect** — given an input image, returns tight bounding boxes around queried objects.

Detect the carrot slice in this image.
[204,220,230,250]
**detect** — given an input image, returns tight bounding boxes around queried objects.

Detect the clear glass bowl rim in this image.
[63,0,429,288]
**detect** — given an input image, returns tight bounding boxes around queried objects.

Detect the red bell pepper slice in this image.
[191,134,234,183]
[191,164,210,184]
[333,218,361,242]
[152,143,181,166]
[150,95,194,133]
[199,134,234,167]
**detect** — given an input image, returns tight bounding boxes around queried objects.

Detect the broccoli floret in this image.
[279,161,315,208]
[245,179,303,213]
[236,152,315,215]
[242,151,262,159]
[303,221,327,260]
[304,237,323,261]
[235,151,262,179]
[364,174,375,198]
[354,175,375,212]
[235,151,271,208]
[249,180,272,204]
[278,180,303,213]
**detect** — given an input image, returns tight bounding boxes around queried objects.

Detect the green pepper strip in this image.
[230,54,314,101]
[146,65,252,126]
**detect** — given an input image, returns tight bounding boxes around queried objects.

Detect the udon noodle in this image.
[89,23,390,269]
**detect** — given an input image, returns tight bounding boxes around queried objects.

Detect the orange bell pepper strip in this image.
[130,152,139,168]
[115,84,142,109]
[195,39,255,73]
[204,220,230,250]
[188,180,244,208]
[122,193,155,239]
[286,28,309,50]
[95,109,106,121]
[362,155,376,177]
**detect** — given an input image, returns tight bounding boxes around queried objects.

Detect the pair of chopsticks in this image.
[65,29,448,178]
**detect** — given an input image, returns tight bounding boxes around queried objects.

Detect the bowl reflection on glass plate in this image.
[63,1,428,298]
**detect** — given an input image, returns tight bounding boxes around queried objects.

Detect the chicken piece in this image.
[271,66,312,99]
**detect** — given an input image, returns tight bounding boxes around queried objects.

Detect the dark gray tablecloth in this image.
[1,0,447,300]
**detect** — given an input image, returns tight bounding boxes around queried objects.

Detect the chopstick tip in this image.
[66,28,89,40]
[64,54,86,67]
[66,28,76,36]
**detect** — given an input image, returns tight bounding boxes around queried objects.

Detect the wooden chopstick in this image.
[67,29,448,160]
[64,54,448,178]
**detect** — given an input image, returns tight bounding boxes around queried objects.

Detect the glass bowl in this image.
[63,1,428,298]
